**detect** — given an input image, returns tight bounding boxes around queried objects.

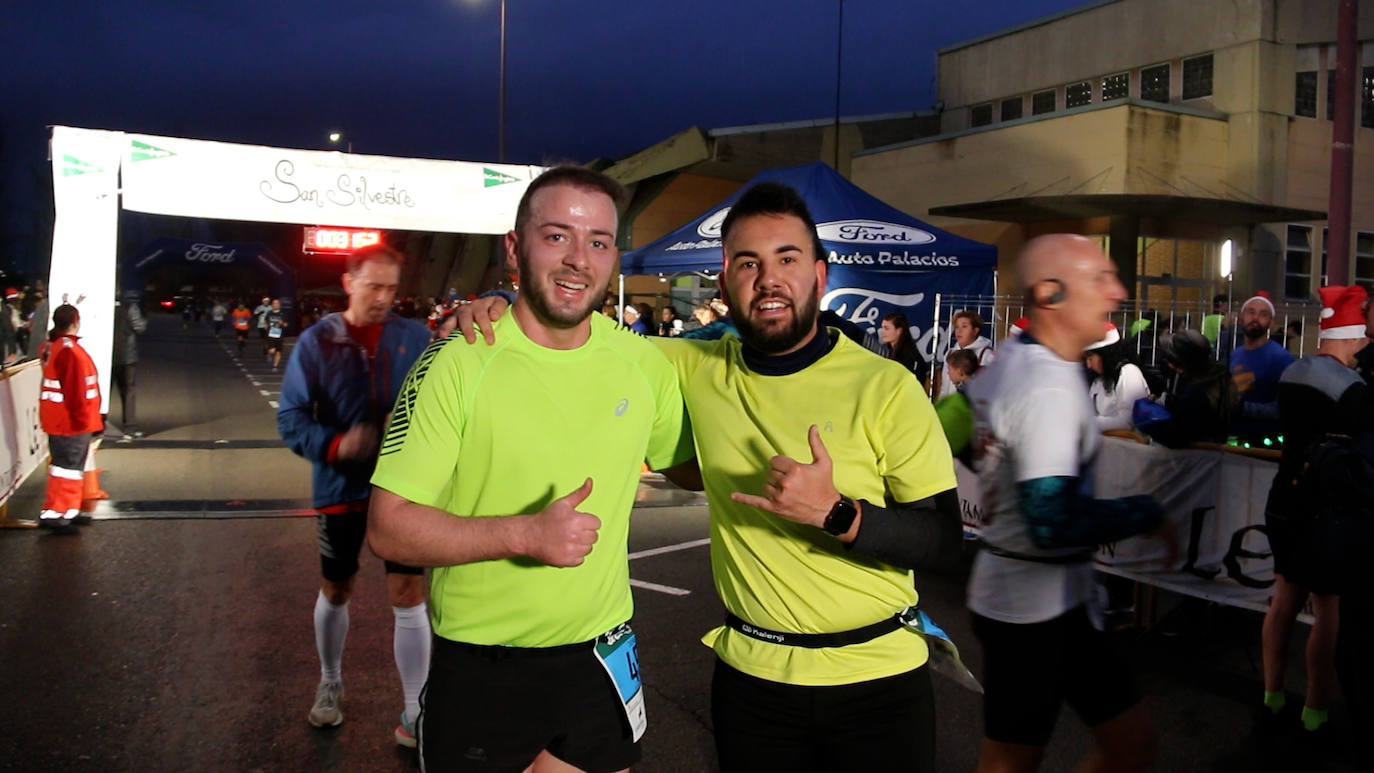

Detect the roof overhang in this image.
[928,194,1327,226]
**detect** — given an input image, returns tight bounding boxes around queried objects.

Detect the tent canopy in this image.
[620,161,996,275]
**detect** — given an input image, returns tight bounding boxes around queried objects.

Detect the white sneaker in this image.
[308,680,343,728]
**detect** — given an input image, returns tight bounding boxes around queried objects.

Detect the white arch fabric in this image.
[48,125,541,414]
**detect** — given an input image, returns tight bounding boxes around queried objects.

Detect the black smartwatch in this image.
[822,496,858,536]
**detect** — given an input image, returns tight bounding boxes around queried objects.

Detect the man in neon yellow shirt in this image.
[461,182,962,772]
[368,166,696,773]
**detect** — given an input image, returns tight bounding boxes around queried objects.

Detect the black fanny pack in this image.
[979,541,1095,565]
[724,609,911,649]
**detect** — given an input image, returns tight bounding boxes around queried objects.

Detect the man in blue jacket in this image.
[278,244,433,748]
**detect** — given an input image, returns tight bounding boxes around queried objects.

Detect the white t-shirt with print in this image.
[966,335,1101,624]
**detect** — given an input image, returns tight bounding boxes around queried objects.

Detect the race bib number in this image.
[269,326,283,339]
[594,624,646,741]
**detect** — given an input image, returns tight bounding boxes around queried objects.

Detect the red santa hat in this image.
[1086,322,1120,351]
[1318,284,1368,340]
[3,288,16,299]
[1240,290,1275,316]
[1008,316,1031,338]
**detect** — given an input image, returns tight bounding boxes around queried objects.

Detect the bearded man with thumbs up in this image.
[367,166,696,773]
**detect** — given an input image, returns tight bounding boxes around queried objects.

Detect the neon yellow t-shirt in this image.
[371,310,694,647]
[656,331,956,686]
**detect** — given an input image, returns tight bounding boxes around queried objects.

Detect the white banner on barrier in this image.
[50,126,124,414]
[0,362,49,509]
[119,133,542,235]
[957,436,1282,610]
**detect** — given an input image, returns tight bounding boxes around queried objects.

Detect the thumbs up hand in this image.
[526,478,601,567]
[730,425,841,529]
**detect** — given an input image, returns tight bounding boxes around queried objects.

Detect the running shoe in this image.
[394,712,417,748]
[308,680,343,728]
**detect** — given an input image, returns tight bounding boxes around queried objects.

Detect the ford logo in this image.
[697,207,731,239]
[817,220,935,245]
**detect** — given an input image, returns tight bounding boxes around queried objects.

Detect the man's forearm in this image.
[367,487,530,568]
[846,489,963,573]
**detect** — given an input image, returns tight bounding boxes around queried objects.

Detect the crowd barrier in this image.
[0,360,48,527]
[957,435,1285,617]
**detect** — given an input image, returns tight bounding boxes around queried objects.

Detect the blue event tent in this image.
[620,162,996,359]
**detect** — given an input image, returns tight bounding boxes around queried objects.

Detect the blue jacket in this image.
[278,312,431,508]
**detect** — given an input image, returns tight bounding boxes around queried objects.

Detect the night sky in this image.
[2,0,1085,277]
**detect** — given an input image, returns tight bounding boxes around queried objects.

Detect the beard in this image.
[517,251,600,329]
[1243,322,1269,342]
[729,287,820,355]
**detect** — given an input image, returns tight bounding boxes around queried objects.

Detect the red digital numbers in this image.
[304,227,382,253]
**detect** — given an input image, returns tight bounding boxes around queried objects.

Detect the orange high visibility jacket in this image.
[39,334,102,435]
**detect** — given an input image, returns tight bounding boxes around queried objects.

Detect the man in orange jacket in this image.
[38,304,102,533]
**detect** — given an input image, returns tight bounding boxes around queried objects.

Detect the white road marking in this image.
[268,400,278,408]
[259,390,270,396]
[629,579,691,597]
[628,537,710,561]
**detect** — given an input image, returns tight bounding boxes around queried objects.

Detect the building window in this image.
[1362,66,1374,128]
[1321,228,1330,285]
[1141,63,1170,103]
[1327,69,1337,120]
[1065,81,1093,108]
[1000,97,1023,121]
[1182,54,1213,99]
[970,104,993,127]
[1357,232,1374,291]
[1102,72,1129,100]
[1296,71,1318,117]
[1285,225,1314,300]
[1032,89,1056,115]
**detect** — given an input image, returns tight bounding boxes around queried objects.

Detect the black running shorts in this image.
[1265,509,1343,595]
[419,635,639,773]
[316,510,423,582]
[972,605,1141,746]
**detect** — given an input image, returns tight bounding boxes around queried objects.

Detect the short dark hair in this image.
[514,165,626,236]
[1212,294,1228,309]
[51,304,79,335]
[946,348,980,374]
[952,310,984,330]
[721,182,827,264]
[347,244,404,275]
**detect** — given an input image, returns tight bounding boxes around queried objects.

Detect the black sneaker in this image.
[71,514,93,526]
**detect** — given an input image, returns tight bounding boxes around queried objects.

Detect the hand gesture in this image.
[730,425,840,529]
[459,295,511,345]
[526,478,601,567]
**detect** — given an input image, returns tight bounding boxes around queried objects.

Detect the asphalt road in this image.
[0,314,1356,771]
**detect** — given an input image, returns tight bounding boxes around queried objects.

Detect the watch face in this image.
[824,497,858,535]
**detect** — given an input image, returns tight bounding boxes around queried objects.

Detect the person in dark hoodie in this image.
[1139,329,1239,448]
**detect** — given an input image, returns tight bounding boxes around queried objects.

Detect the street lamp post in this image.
[328,131,352,153]
[498,0,506,162]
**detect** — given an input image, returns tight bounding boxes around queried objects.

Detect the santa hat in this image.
[1086,322,1120,351]
[1318,285,1368,340]
[3,288,16,299]
[622,305,640,319]
[1240,290,1275,316]
[1008,316,1030,338]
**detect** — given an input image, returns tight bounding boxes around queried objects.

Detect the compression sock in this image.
[1301,706,1328,731]
[1263,690,1286,715]
[393,602,431,723]
[314,590,349,683]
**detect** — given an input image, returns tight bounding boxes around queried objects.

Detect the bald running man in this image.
[966,235,1175,772]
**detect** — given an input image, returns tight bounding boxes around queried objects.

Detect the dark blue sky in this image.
[1,0,1085,273]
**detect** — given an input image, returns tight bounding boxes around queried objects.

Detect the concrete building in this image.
[851,0,1372,317]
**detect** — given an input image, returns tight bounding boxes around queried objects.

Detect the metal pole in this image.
[1327,0,1358,283]
[832,0,843,171]
[498,0,507,163]
[618,273,625,327]
[929,292,941,398]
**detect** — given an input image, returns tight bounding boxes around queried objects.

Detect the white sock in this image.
[314,590,349,684]
[393,602,431,722]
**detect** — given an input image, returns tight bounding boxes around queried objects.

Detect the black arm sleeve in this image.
[846,488,963,574]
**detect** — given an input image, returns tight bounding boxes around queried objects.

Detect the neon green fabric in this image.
[372,310,693,647]
[656,332,956,686]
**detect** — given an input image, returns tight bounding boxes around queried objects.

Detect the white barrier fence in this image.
[0,361,48,513]
[958,436,1282,615]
